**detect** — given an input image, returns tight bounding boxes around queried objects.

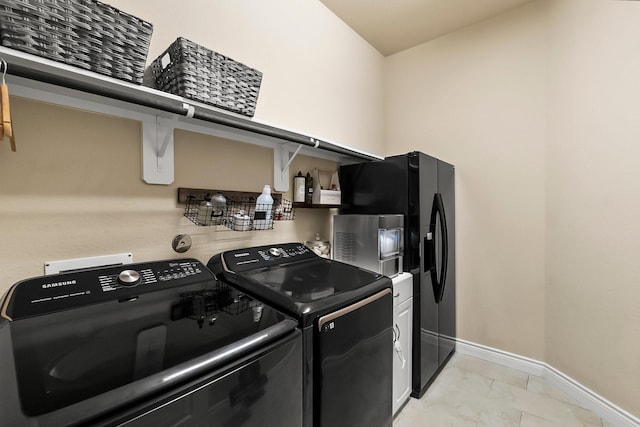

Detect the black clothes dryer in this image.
[208,243,393,427]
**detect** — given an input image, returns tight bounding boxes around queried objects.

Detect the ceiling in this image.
[319,0,535,56]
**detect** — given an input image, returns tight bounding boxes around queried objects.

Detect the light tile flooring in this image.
[393,353,614,427]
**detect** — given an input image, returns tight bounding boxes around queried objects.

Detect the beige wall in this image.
[0,1,383,295]
[545,0,640,416]
[0,98,337,294]
[385,3,548,360]
[385,0,640,417]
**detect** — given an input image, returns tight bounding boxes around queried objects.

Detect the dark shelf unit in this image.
[292,203,340,209]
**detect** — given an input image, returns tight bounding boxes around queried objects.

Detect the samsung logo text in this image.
[42,280,77,289]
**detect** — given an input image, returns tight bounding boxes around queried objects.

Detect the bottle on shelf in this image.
[253,185,274,230]
[305,172,313,204]
[274,203,284,220]
[196,193,213,226]
[294,171,306,203]
[211,192,227,225]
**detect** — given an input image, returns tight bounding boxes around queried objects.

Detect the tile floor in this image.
[393,353,615,427]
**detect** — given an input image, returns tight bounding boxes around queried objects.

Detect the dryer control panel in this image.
[220,243,317,273]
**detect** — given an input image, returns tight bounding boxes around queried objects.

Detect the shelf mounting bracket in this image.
[274,143,304,192]
[142,115,176,185]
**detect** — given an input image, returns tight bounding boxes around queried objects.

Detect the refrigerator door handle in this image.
[434,193,449,303]
[425,196,439,301]
[426,193,448,302]
[424,227,435,276]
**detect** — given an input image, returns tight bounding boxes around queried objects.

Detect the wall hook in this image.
[0,58,6,85]
[0,58,17,152]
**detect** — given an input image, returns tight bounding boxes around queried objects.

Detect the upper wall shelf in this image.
[0,47,381,190]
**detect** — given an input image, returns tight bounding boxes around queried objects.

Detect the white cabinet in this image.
[392,272,413,416]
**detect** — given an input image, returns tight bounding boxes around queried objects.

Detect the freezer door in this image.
[437,160,456,365]
[315,289,393,427]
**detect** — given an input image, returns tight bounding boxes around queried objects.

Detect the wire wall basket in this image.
[180,188,294,231]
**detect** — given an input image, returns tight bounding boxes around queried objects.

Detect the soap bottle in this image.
[254,185,274,230]
[293,171,306,203]
[211,192,227,225]
[196,193,213,226]
[305,172,313,204]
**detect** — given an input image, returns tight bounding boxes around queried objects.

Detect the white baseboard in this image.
[455,338,546,377]
[455,338,640,427]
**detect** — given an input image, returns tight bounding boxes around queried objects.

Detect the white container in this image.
[254,185,274,230]
[313,189,341,205]
[311,168,341,205]
[232,211,251,231]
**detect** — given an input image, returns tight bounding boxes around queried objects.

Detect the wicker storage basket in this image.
[0,0,153,84]
[150,37,262,117]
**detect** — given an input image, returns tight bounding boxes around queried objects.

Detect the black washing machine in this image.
[208,243,393,427]
[0,258,302,426]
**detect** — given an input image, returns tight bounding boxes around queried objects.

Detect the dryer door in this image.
[315,289,393,427]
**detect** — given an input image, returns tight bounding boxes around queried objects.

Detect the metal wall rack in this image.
[0,46,381,191]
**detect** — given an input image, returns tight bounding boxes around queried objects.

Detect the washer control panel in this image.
[3,259,211,320]
[221,243,318,273]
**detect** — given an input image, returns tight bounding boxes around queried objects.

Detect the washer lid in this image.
[210,243,392,325]
[242,257,382,302]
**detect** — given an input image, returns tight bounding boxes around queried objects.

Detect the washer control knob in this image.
[117,270,141,286]
[268,247,282,257]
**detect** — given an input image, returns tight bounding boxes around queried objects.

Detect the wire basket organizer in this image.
[180,188,294,231]
[150,37,262,117]
[0,0,153,84]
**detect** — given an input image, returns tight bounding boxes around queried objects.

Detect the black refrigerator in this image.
[338,151,455,398]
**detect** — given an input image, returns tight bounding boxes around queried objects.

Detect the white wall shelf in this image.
[0,46,381,190]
